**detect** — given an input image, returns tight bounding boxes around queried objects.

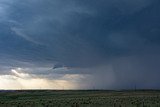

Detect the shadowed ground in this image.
[0,90,160,107]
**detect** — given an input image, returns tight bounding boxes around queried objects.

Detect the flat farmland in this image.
[0,90,159,107]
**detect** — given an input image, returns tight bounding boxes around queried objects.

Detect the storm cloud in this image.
[0,0,160,89]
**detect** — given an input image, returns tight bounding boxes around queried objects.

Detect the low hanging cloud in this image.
[0,0,160,89]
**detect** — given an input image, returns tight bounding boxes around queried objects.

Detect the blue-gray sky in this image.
[0,0,160,89]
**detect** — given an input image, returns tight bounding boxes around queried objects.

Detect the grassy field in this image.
[0,90,159,107]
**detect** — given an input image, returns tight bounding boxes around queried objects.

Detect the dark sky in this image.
[0,0,160,89]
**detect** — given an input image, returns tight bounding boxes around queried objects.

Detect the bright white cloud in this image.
[0,67,82,90]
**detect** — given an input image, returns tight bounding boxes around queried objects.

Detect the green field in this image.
[0,90,160,107]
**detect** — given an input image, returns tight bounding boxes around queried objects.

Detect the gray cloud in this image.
[0,0,160,89]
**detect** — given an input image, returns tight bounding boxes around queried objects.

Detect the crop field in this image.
[0,90,159,107]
